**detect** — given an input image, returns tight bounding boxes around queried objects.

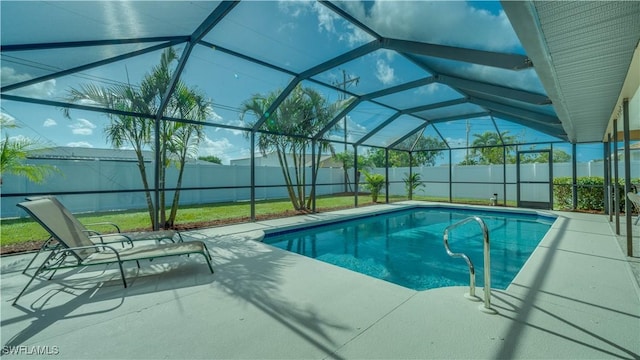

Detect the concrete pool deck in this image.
[1,202,639,359]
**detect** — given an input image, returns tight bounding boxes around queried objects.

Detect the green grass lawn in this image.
[1,195,361,247]
[0,194,519,249]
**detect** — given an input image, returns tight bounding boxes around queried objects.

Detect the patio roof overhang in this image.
[503,1,640,143]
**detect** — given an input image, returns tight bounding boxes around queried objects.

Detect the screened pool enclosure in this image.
[1,1,639,253]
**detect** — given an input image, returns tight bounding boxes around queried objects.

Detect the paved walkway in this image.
[1,203,639,359]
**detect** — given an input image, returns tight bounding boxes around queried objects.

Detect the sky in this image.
[0,0,606,165]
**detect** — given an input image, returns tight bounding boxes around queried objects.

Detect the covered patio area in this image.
[2,1,639,358]
[2,203,638,359]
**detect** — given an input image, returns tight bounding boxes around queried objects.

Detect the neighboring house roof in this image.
[28,147,154,162]
[230,152,340,168]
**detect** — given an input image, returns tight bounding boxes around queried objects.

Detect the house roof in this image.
[28,147,153,161]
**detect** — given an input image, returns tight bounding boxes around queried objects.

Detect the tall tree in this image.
[366,135,445,167]
[198,155,222,164]
[462,131,518,165]
[520,149,571,163]
[241,84,346,211]
[332,151,373,192]
[163,83,209,227]
[66,81,156,225]
[65,47,211,228]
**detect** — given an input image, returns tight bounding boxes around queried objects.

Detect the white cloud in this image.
[68,118,96,135]
[280,0,371,47]
[278,0,307,17]
[66,141,93,148]
[461,65,543,93]
[199,136,232,155]
[416,83,443,96]
[1,67,57,98]
[43,118,57,127]
[313,1,337,34]
[339,1,520,52]
[1,112,16,126]
[8,134,30,142]
[375,59,396,85]
[198,136,237,165]
[277,21,297,34]
[278,1,339,35]
[214,116,248,136]
[277,0,307,33]
[209,110,223,123]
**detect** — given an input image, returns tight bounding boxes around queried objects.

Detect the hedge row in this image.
[553,176,639,211]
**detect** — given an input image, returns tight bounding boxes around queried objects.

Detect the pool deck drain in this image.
[1,202,639,359]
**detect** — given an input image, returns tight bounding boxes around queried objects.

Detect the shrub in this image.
[577,177,605,210]
[553,177,573,210]
[403,172,425,200]
[363,172,385,203]
[553,176,639,211]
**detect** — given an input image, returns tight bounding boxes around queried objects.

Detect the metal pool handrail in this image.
[443,216,495,313]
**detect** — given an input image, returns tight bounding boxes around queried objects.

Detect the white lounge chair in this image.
[13,198,214,305]
[21,196,182,274]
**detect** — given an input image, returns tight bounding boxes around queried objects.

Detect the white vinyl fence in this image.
[2,158,638,218]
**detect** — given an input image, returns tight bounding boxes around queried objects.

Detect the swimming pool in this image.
[263,206,555,291]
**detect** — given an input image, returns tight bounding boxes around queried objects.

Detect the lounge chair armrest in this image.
[56,244,123,262]
[83,231,134,246]
[83,222,121,233]
[82,229,102,237]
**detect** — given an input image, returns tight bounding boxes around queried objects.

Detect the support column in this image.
[613,119,620,235]
[354,146,359,208]
[408,152,413,200]
[385,149,389,204]
[448,149,453,203]
[622,99,633,256]
[311,139,317,213]
[154,118,161,231]
[604,136,611,218]
[250,131,256,221]
[503,145,507,206]
[572,143,577,210]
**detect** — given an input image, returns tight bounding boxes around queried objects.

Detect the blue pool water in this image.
[263,207,555,291]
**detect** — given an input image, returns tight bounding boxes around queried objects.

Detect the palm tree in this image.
[332,151,355,193]
[163,83,209,227]
[241,84,346,211]
[403,172,425,200]
[0,117,58,185]
[65,47,211,228]
[301,86,346,209]
[469,131,518,164]
[65,81,157,225]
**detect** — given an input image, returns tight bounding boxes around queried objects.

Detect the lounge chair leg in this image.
[13,252,55,306]
[22,237,56,274]
[22,247,45,275]
[118,261,128,288]
[46,253,67,280]
[201,245,214,274]
[204,253,214,274]
[202,243,213,261]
